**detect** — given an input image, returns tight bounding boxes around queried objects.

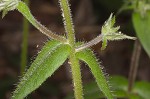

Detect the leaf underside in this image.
[76,49,113,99]
[132,12,150,57]
[12,40,71,99]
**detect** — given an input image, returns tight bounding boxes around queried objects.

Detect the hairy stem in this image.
[20,0,29,75]
[128,40,141,92]
[59,0,83,99]
[17,1,67,43]
[76,35,103,52]
[69,52,83,99]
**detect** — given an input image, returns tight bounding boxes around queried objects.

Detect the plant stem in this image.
[76,35,103,52]
[17,1,67,43]
[59,0,83,99]
[20,0,29,75]
[69,53,83,99]
[128,40,141,92]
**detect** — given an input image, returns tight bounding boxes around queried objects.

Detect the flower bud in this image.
[0,0,18,17]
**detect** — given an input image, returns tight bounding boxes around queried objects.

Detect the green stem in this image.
[20,0,30,75]
[59,0,75,45]
[69,52,83,99]
[59,0,83,99]
[76,35,103,52]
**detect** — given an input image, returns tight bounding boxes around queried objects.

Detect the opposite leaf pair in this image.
[12,39,113,99]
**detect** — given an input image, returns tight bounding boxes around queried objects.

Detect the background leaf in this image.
[132,12,150,57]
[109,76,128,98]
[133,81,150,99]
[12,41,71,99]
[65,76,128,99]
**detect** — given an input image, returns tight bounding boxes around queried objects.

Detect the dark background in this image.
[0,0,150,99]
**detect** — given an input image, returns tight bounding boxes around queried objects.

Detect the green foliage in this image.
[133,81,150,99]
[132,12,150,57]
[76,49,113,99]
[110,76,150,99]
[119,0,150,57]
[0,78,17,99]
[17,1,67,42]
[12,40,71,99]
[66,76,150,99]
[0,0,136,99]
[111,76,150,99]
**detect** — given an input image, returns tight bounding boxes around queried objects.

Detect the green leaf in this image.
[109,76,128,98]
[16,1,67,42]
[84,82,104,99]
[76,49,113,99]
[83,79,127,99]
[136,1,150,17]
[2,10,8,18]
[117,0,134,14]
[128,94,143,99]
[101,38,107,50]
[132,12,150,57]
[110,76,128,91]
[0,78,17,99]
[12,40,71,99]
[133,81,150,99]
[16,1,36,29]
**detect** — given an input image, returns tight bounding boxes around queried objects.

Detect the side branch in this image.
[76,35,103,52]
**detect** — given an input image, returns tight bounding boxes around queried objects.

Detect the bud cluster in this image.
[0,0,18,17]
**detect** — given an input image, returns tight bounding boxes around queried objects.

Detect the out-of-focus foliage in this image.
[119,0,150,57]
[66,76,150,99]
[132,12,150,57]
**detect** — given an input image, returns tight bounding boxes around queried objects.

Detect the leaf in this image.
[83,82,104,99]
[128,94,143,99]
[109,76,128,98]
[16,1,66,42]
[110,76,128,91]
[2,10,8,18]
[101,38,107,50]
[132,12,150,57]
[0,78,17,99]
[76,49,114,99]
[12,40,71,99]
[83,77,128,99]
[117,1,134,14]
[16,1,36,29]
[133,81,150,99]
